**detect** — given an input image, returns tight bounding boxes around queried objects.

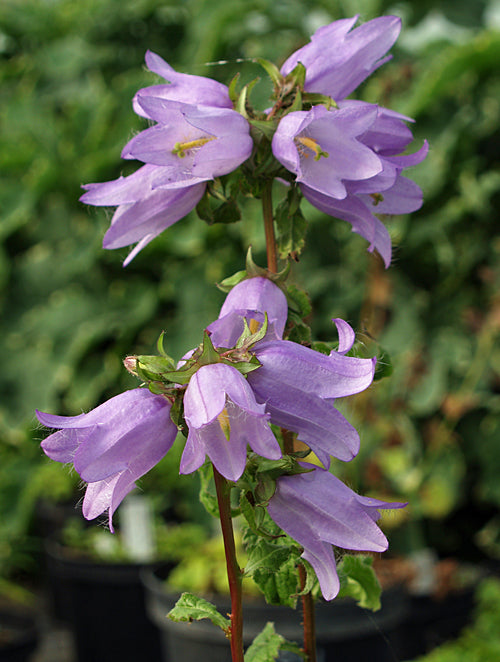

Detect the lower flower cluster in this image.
[37,276,403,599]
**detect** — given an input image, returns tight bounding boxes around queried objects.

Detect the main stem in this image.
[299,564,317,662]
[262,179,317,661]
[213,466,244,662]
[262,179,278,273]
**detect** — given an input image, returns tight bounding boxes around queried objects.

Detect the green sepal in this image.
[287,88,303,114]
[373,348,393,381]
[337,555,382,611]
[228,72,241,104]
[217,270,247,293]
[235,313,269,349]
[222,356,262,375]
[168,592,230,633]
[283,61,306,90]
[157,331,168,357]
[135,354,177,382]
[302,92,338,109]
[254,57,284,90]
[236,78,260,118]
[245,247,291,285]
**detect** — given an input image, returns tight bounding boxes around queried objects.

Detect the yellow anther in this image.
[172,137,214,158]
[248,318,260,334]
[217,408,231,442]
[296,136,329,161]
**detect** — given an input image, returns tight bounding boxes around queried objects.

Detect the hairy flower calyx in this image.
[172,137,215,158]
[296,136,329,161]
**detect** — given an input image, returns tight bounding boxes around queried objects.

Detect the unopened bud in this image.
[123,356,138,376]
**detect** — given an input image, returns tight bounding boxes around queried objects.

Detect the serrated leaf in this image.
[337,555,382,611]
[244,539,291,576]
[244,622,284,662]
[286,284,312,318]
[168,592,230,632]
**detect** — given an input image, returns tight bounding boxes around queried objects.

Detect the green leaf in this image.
[275,188,308,260]
[337,555,382,611]
[244,538,291,576]
[168,592,230,633]
[198,463,220,518]
[244,622,285,662]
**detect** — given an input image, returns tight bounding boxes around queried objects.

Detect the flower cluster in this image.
[37,276,401,598]
[81,15,425,267]
[37,15,421,606]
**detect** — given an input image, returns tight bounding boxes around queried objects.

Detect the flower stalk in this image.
[213,465,244,662]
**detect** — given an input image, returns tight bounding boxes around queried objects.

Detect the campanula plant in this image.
[37,14,426,662]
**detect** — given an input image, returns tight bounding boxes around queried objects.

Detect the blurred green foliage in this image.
[0,0,499,578]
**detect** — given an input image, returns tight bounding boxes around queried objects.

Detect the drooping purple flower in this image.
[132,51,232,118]
[207,277,288,348]
[121,98,253,189]
[267,466,406,600]
[247,319,376,466]
[36,389,177,531]
[280,15,401,101]
[300,101,428,267]
[180,363,281,482]
[81,164,205,265]
[272,104,382,199]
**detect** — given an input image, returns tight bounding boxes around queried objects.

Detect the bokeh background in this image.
[1,0,499,594]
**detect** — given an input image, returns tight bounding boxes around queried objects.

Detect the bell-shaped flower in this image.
[121,98,253,189]
[81,164,206,265]
[247,319,376,466]
[267,466,406,600]
[272,103,382,199]
[36,389,178,531]
[207,277,288,348]
[180,363,281,482]
[300,101,428,267]
[280,15,401,101]
[132,51,232,118]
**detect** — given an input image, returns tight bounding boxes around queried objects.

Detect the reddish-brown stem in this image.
[262,180,278,273]
[299,563,317,662]
[213,466,244,662]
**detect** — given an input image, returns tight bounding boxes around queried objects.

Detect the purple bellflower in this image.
[247,320,376,466]
[81,55,253,263]
[272,103,383,199]
[180,363,282,482]
[121,98,253,189]
[81,165,206,266]
[280,15,401,101]
[267,466,406,600]
[207,276,289,348]
[300,101,428,267]
[36,389,177,531]
[132,51,233,117]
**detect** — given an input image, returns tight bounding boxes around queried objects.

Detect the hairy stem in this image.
[299,563,317,662]
[262,180,278,273]
[213,466,244,662]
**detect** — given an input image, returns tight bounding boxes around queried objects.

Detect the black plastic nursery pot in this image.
[142,565,409,662]
[45,540,164,662]
[0,606,39,662]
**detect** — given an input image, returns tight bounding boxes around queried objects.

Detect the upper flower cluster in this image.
[81,15,425,267]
